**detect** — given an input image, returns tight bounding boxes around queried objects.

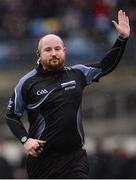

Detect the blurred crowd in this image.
[88,138,136,179]
[0,0,135,65]
[0,0,136,41]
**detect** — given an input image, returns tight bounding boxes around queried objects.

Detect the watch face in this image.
[21,136,27,143]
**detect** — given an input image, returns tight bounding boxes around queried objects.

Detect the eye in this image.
[55,46,61,51]
[44,47,51,52]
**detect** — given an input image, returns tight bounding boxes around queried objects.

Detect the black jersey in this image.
[6,37,128,152]
[7,63,101,151]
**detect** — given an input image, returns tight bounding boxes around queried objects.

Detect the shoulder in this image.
[64,64,89,75]
[16,69,37,90]
[72,64,90,71]
[71,64,94,75]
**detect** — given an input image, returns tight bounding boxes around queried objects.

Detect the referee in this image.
[6,10,130,179]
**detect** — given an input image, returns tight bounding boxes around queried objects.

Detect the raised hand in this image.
[112,10,130,38]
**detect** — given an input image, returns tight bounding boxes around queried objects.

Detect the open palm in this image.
[112,10,130,38]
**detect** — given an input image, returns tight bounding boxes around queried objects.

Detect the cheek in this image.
[40,53,49,61]
[60,52,65,59]
[40,57,48,66]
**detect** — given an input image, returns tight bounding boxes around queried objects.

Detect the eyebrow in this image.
[43,45,63,50]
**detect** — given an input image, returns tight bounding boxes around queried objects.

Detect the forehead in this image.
[39,36,64,49]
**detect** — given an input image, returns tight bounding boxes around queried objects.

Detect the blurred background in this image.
[0,0,136,178]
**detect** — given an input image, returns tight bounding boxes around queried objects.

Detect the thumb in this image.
[37,140,46,144]
[112,20,118,29]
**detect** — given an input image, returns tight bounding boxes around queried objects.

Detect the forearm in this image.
[90,36,128,80]
[6,114,29,144]
[100,36,128,76]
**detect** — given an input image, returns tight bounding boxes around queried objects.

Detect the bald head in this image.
[38,34,64,51]
[36,34,66,71]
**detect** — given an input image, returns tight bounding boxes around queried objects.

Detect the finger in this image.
[122,11,128,23]
[29,150,38,157]
[33,146,43,156]
[118,10,123,22]
[112,20,118,29]
[36,149,42,154]
[123,11,127,23]
[36,145,44,152]
[40,147,43,151]
[37,140,46,144]
[30,147,39,154]
[36,143,45,150]
[124,12,129,24]
[30,149,38,157]
[126,16,129,24]
[35,143,40,150]
[120,10,126,23]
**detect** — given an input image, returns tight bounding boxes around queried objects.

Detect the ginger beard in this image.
[43,57,65,71]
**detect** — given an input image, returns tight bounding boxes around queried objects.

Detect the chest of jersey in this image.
[25,70,84,111]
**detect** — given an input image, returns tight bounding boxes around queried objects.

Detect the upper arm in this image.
[7,69,37,117]
[7,80,26,118]
[72,64,102,85]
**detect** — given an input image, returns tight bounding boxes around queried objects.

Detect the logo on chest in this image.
[61,80,76,91]
[36,89,48,96]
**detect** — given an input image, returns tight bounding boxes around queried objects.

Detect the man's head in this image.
[37,34,66,71]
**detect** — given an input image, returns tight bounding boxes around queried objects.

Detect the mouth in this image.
[50,58,59,61]
[50,58,60,64]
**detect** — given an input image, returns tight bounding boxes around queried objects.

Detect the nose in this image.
[51,49,56,56]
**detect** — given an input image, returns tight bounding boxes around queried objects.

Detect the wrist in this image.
[21,136,29,144]
[118,33,129,39]
[118,35,128,41]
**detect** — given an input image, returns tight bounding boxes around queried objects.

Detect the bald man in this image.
[6,10,130,178]
[36,34,66,71]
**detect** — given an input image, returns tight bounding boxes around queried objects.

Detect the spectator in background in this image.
[91,0,112,34]
[88,138,112,178]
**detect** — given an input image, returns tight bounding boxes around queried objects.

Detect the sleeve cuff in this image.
[118,36,128,41]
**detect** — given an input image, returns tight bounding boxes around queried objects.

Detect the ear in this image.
[63,47,67,54]
[36,50,40,58]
